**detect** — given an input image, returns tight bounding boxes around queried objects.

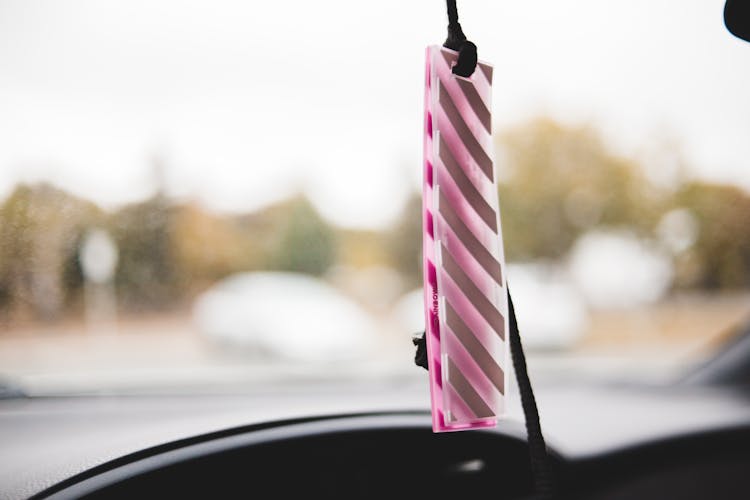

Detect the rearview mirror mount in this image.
[725,0,750,42]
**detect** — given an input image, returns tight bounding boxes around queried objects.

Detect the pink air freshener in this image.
[423,45,508,433]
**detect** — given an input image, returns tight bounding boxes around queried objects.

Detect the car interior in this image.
[1,1,749,499]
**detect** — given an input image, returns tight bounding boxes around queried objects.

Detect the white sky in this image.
[0,0,748,228]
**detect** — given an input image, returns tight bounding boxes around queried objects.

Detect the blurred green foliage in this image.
[265,197,336,276]
[1,117,749,326]
[110,196,181,309]
[0,187,339,323]
[673,182,750,289]
[496,119,664,260]
[0,184,100,322]
[386,118,750,291]
[386,195,423,287]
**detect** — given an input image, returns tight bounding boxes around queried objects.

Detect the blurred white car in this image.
[193,272,378,362]
[507,263,588,350]
[392,263,588,351]
[569,230,673,309]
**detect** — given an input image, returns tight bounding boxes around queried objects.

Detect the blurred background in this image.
[0,0,749,395]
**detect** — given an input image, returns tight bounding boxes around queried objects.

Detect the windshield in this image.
[1,0,749,396]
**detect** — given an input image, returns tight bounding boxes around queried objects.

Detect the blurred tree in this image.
[108,195,181,310]
[671,182,750,289]
[384,119,662,282]
[0,186,35,321]
[0,183,100,323]
[172,203,262,290]
[496,118,663,260]
[265,196,336,276]
[385,194,423,289]
[384,118,694,289]
[3,118,749,327]
[337,229,390,270]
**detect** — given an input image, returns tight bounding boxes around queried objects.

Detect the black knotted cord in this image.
[443,0,478,77]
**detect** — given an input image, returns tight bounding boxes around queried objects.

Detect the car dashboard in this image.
[1,382,749,500]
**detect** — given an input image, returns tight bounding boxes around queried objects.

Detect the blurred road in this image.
[0,292,748,396]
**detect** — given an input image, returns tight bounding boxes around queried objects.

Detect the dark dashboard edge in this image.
[29,410,432,499]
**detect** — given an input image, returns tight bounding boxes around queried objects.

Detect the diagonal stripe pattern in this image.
[423,45,508,432]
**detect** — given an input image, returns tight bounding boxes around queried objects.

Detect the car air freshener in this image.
[417,4,554,495]
[422,43,508,433]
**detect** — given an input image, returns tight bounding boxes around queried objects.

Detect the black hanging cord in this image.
[413,288,555,499]
[444,0,466,49]
[507,289,555,500]
[443,0,478,77]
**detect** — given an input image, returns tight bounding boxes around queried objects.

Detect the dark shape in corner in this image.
[725,0,750,42]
